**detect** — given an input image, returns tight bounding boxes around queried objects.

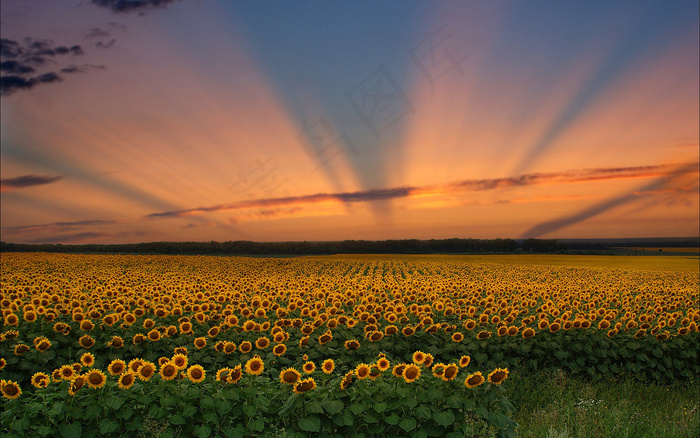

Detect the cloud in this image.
[4,219,117,235]
[0,174,63,191]
[521,163,700,238]
[1,38,89,96]
[91,0,179,13]
[145,162,699,220]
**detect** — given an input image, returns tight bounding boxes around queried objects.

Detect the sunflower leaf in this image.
[399,417,417,432]
[298,415,321,432]
[58,422,82,438]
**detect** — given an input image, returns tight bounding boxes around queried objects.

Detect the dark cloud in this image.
[31,232,111,244]
[0,39,22,58]
[85,28,111,39]
[0,61,35,74]
[0,174,63,190]
[1,38,90,96]
[95,39,117,49]
[4,219,116,235]
[91,0,179,13]
[521,163,700,238]
[145,163,698,220]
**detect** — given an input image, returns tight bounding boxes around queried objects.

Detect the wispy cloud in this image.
[145,162,699,220]
[4,219,116,235]
[91,0,180,14]
[0,174,63,191]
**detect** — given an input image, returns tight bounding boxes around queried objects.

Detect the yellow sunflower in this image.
[442,364,459,381]
[86,369,107,389]
[30,372,50,389]
[227,365,243,384]
[107,359,127,376]
[244,356,264,376]
[279,368,301,385]
[137,361,156,381]
[487,368,509,385]
[293,377,316,394]
[80,353,95,368]
[355,363,371,379]
[302,361,316,374]
[117,372,136,390]
[403,364,421,383]
[322,359,335,374]
[187,365,206,383]
[172,353,188,370]
[159,362,178,381]
[465,372,484,388]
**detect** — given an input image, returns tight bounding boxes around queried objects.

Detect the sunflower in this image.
[279,368,302,385]
[31,372,50,389]
[487,368,509,385]
[549,323,561,333]
[187,365,206,383]
[147,329,161,342]
[86,369,107,389]
[402,326,415,337]
[0,358,5,371]
[507,326,519,336]
[107,359,127,376]
[227,365,243,384]
[117,372,135,390]
[464,320,477,330]
[451,332,464,342]
[193,337,207,350]
[158,357,170,367]
[172,353,188,370]
[137,361,156,381]
[78,335,95,349]
[128,359,144,374]
[634,329,647,339]
[432,363,446,378]
[442,364,459,381]
[322,359,335,374]
[80,320,94,331]
[344,339,360,350]
[412,351,426,365]
[497,326,508,337]
[207,326,220,338]
[239,341,253,354]
[245,356,264,376]
[293,377,316,394]
[318,331,333,344]
[255,337,270,350]
[223,342,237,355]
[68,375,86,396]
[159,362,178,381]
[355,363,371,379]
[35,338,52,352]
[4,314,19,326]
[423,354,434,368]
[392,363,407,378]
[216,367,233,382]
[14,344,29,355]
[60,364,75,380]
[403,364,421,383]
[464,372,484,388]
[477,331,491,340]
[109,336,124,348]
[302,361,316,374]
[522,328,535,339]
[132,334,146,345]
[376,358,390,372]
[80,353,95,368]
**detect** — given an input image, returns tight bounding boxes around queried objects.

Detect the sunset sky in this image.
[1,0,698,244]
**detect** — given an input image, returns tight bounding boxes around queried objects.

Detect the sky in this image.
[1,0,698,244]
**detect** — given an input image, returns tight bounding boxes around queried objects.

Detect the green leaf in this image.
[194,425,211,438]
[48,402,66,417]
[170,415,186,425]
[364,413,379,423]
[324,400,344,415]
[162,395,176,407]
[99,420,119,434]
[223,425,245,438]
[305,401,324,414]
[242,403,256,417]
[349,404,364,416]
[200,396,216,410]
[182,404,198,418]
[85,404,102,420]
[249,418,264,432]
[342,409,355,427]
[386,413,400,425]
[298,415,321,432]
[59,423,82,438]
[411,428,428,438]
[216,402,233,416]
[414,405,432,419]
[433,409,455,427]
[25,402,43,415]
[204,411,219,424]
[106,397,125,410]
[373,402,387,413]
[399,417,417,432]
[35,425,53,436]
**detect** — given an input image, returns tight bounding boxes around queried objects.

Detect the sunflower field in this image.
[1,252,698,438]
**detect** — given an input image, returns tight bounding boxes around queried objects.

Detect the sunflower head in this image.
[160,362,178,381]
[322,359,335,374]
[137,362,156,381]
[172,354,188,370]
[465,372,484,388]
[442,364,459,381]
[355,363,371,379]
[107,359,127,376]
[403,364,421,383]
[31,372,50,389]
[187,365,206,383]
[412,351,426,365]
[245,356,264,376]
[118,372,136,390]
[86,369,107,389]
[487,368,509,385]
[279,368,301,385]
[293,377,316,394]
[80,353,95,368]
[376,358,390,372]
[227,365,243,384]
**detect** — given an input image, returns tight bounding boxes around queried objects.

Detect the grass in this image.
[507,370,700,438]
